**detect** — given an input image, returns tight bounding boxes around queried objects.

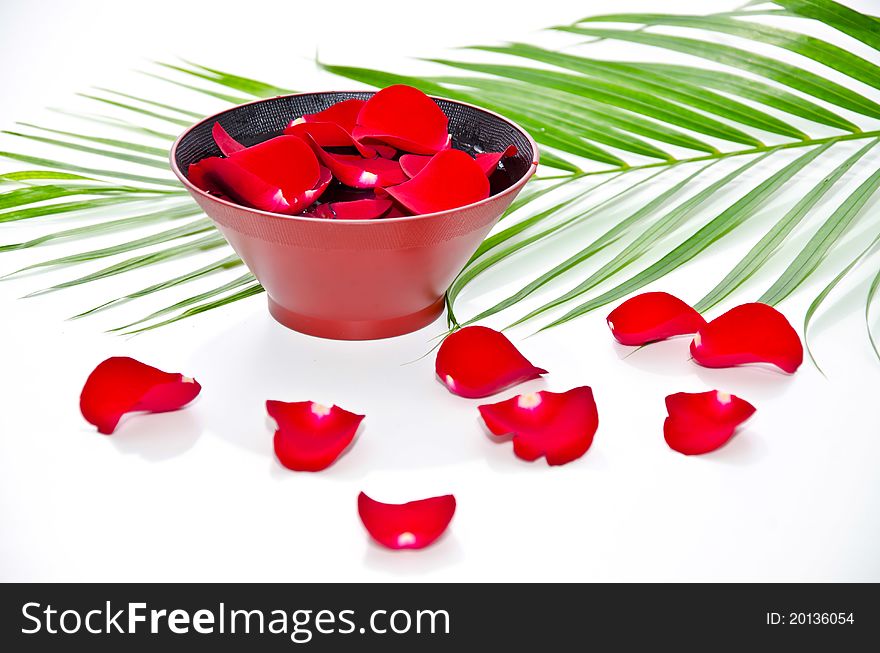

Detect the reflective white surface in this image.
[1,0,879,581]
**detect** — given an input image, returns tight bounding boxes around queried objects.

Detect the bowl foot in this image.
[267,296,446,340]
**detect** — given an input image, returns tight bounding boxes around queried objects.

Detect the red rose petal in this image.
[211,122,245,156]
[309,142,407,189]
[690,303,804,373]
[186,158,221,195]
[606,291,706,346]
[353,84,449,155]
[358,492,455,550]
[299,98,365,132]
[190,156,286,211]
[301,166,333,205]
[386,149,489,214]
[398,153,431,179]
[285,119,361,148]
[478,386,599,466]
[189,135,328,214]
[80,357,201,435]
[189,156,302,214]
[288,98,396,157]
[267,400,364,471]
[312,198,393,220]
[229,134,320,198]
[383,204,411,218]
[664,390,756,455]
[436,326,546,398]
[475,145,518,176]
[284,120,383,158]
[401,146,518,180]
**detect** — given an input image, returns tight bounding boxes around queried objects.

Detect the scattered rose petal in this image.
[606,291,706,346]
[690,303,803,373]
[664,390,756,455]
[358,492,455,550]
[478,386,599,466]
[212,122,245,156]
[436,326,546,398]
[386,149,489,214]
[475,145,518,176]
[80,357,201,435]
[312,198,393,220]
[189,135,326,214]
[267,400,364,471]
[353,84,449,154]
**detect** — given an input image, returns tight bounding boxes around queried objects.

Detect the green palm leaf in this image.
[695,139,878,312]
[0,0,878,369]
[536,144,831,330]
[803,230,880,372]
[866,265,880,362]
[759,164,880,305]
[73,254,243,319]
[573,13,880,92]
[468,43,807,139]
[634,64,858,132]
[503,152,773,328]
[554,25,880,118]
[770,0,880,51]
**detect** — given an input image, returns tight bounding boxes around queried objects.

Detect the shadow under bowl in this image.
[171,91,538,340]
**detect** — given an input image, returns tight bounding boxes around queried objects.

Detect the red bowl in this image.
[170,92,538,340]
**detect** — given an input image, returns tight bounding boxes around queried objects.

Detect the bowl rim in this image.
[169,90,540,225]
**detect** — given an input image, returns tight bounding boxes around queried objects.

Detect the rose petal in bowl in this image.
[353,84,449,154]
[475,145,518,176]
[401,146,517,180]
[285,120,384,158]
[386,149,489,214]
[383,204,411,218]
[436,326,546,398]
[313,198,393,220]
[189,156,293,213]
[399,153,431,179]
[301,166,333,205]
[690,303,803,373]
[358,492,455,550]
[267,400,364,471]
[229,134,321,199]
[313,148,407,189]
[299,98,365,131]
[606,291,706,346]
[80,357,201,434]
[212,122,245,155]
[664,390,756,455]
[290,98,395,155]
[478,386,599,466]
[189,135,327,214]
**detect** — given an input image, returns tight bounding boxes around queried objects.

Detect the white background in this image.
[1,0,879,581]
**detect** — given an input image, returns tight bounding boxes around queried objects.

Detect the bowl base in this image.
[267,296,446,340]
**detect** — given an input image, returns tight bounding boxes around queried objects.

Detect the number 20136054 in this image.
[767,613,854,625]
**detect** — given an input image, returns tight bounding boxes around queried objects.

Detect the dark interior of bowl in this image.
[174,91,535,200]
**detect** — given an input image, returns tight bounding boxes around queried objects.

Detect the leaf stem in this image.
[568,129,880,180]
